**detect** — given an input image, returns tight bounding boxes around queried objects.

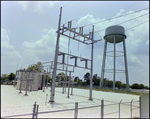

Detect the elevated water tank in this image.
[104,25,126,43]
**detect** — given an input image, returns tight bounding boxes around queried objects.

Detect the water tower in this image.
[99,25,130,91]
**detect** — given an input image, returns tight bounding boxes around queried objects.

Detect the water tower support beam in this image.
[100,40,107,88]
[113,35,116,90]
[123,38,130,91]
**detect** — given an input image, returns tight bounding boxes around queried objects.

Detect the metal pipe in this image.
[36,105,39,118]
[74,102,78,118]
[101,99,104,118]
[71,84,73,95]
[62,82,64,94]
[89,25,94,100]
[32,102,36,118]
[25,79,28,96]
[119,99,122,118]
[139,96,141,118]
[46,68,48,89]
[43,75,46,92]
[45,94,48,105]
[19,72,23,93]
[130,99,134,118]
[67,71,71,98]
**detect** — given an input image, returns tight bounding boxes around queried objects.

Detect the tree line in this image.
[75,72,149,90]
[1,62,149,90]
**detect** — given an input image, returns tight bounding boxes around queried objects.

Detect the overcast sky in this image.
[1,1,149,86]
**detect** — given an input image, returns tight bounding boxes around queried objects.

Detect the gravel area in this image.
[1,85,140,118]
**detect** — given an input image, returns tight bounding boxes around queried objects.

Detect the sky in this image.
[1,1,149,86]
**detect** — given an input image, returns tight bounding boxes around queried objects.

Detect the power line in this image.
[105,1,139,22]
[126,20,149,31]
[94,20,149,40]
[95,13,149,33]
[75,7,149,29]
[123,1,139,11]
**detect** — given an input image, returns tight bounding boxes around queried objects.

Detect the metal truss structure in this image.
[50,7,102,102]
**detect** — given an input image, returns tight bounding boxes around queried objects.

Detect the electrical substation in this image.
[15,7,130,103]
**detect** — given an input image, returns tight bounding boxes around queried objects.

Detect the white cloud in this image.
[116,9,125,16]
[1,28,22,62]
[128,54,142,66]
[22,28,68,62]
[17,1,57,13]
[1,28,23,75]
[42,28,49,33]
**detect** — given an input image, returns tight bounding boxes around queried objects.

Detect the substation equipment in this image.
[99,25,130,91]
[15,66,51,96]
[50,7,102,102]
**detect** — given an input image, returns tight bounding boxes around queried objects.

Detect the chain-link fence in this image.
[2,97,140,118]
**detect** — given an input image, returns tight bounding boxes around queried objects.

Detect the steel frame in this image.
[49,7,101,102]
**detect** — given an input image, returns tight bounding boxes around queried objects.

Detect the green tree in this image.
[74,77,79,82]
[93,75,100,86]
[115,81,122,89]
[1,74,8,80]
[103,78,108,86]
[77,79,82,85]
[139,84,144,89]
[57,72,66,81]
[84,72,90,85]
[27,62,45,72]
[81,81,86,86]
[131,83,140,89]
[121,83,126,88]
[1,74,8,84]
[107,80,113,87]
[8,73,16,81]
[144,86,149,90]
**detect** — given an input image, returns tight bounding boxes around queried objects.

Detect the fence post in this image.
[101,99,104,118]
[139,96,141,118]
[119,99,122,118]
[74,102,78,118]
[130,99,134,118]
[32,102,36,119]
[35,105,39,119]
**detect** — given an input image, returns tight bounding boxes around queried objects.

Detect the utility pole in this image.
[89,25,94,100]
[50,7,62,102]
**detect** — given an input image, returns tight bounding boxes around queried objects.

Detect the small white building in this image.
[131,89,149,118]
[16,69,45,91]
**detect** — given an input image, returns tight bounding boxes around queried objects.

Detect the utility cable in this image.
[105,1,140,23]
[95,12,149,33]
[126,20,149,31]
[75,7,149,29]
[123,1,139,11]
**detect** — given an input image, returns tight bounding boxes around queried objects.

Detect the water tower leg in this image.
[123,39,130,91]
[100,40,107,88]
[113,35,116,90]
